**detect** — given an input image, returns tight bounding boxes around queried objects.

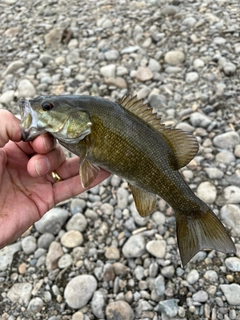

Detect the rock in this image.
[220,204,240,235]
[100,64,116,78]
[148,58,161,72]
[185,72,199,83]
[161,5,179,16]
[130,202,149,226]
[149,94,166,110]
[103,263,115,282]
[66,213,87,232]
[155,299,178,317]
[182,17,197,27]
[235,145,240,157]
[204,270,218,282]
[117,187,129,209]
[223,186,240,204]
[146,240,166,258]
[105,246,120,260]
[106,301,134,320]
[190,112,211,128]
[193,58,205,68]
[38,233,55,249]
[21,236,37,255]
[187,269,199,284]
[3,60,25,76]
[35,208,69,235]
[225,257,240,272]
[161,265,175,278]
[17,79,36,98]
[192,290,208,303]
[0,90,15,104]
[154,275,165,295]
[105,77,127,88]
[58,253,73,269]
[44,28,64,47]
[27,297,44,313]
[0,243,21,271]
[91,290,106,318]
[205,168,224,179]
[105,50,119,60]
[196,181,217,204]
[64,275,97,309]
[61,230,83,248]
[7,283,32,305]
[121,46,139,54]
[164,50,185,65]
[46,241,63,271]
[223,62,236,76]
[122,234,146,258]
[136,66,153,82]
[216,150,235,164]
[220,284,240,305]
[113,262,129,276]
[213,132,239,149]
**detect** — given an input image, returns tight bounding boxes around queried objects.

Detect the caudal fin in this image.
[176,208,236,267]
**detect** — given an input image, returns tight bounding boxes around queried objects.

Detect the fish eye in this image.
[42,101,54,111]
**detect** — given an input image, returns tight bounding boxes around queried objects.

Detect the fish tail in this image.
[176,206,236,267]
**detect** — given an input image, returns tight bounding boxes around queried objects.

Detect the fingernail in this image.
[42,134,56,151]
[35,157,50,176]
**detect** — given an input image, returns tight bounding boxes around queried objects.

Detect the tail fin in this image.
[176,208,236,267]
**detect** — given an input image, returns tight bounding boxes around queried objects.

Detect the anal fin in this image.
[80,160,100,188]
[129,184,156,217]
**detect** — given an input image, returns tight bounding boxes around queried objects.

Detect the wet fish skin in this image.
[19,95,236,266]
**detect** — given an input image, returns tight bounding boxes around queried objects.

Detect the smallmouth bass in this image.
[19,95,236,266]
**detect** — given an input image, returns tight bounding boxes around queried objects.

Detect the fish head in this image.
[19,96,92,143]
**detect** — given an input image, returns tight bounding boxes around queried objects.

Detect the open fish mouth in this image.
[19,99,46,141]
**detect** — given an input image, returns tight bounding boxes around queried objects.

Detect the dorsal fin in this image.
[119,95,199,169]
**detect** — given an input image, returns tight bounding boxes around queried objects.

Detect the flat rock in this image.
[3,60,25,76]
[106,301,134,320]
[64,275,97,309]
[220,284,240,305]
[205,167,224,179]
[91,290,106,318]
[146,240,166,258]
[7,283,32,306]
[213,132,239,149]
[136,66,153,82]
[100,64,116,78]
[155,299,178,317]
[216,150,235,164]
[66,213,87,232]
[164,50,185,65]
[61,230,83,248]
[105,77,127,88]
[0,243,21,271]
[46,241,63,271]
[220,204,240,235]
[122,234,146,258]
[190,112,211,128]
[192,290,208,303]
[35,208,69,235]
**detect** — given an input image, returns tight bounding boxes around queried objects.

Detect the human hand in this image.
[0,110,110,248]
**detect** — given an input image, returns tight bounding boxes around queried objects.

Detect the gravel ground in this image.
[0,0,240,319]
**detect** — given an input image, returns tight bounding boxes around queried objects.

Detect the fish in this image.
[19,94,236,266]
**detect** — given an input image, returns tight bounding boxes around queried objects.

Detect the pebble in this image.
[131,202,149,226]
[235,145,240,157]
[155,299,178,317]
[216,150,235,164]
[17,79,36,98]
[38,233,55,249]
[196,181,217,204]
[58,253,73,269]
[117,187,129,209]
[106,301,134,320]
[100,64,116,78]
[122,234,146,258]
[220,204,240,235]
[35,208,69,235]
[192,290,208,303]
[161,265,175,278]
[220,284,240,305]
[0,90,15,104]
[0,243,21,271]
[70,199,86,214]
[164,50,185,65]
[223,186,240,204]
[7,283,32,305]
[193,58,205,68]
[223,62,236,76]
[66,213,88,232]
[204,270,218,282]
[91,290,106,318]
[105,246,120,260]
[3,60,25,76]
[64,275,97,309]
[187,269,199,284]
[225,257,240,272]
[27,297,44,313]
[154,275,165,295]
[46,241,63,271]
[61,230,83,248]
[213,132,240,149]
[146,240,166,258]
[185,72,199,83]
[44,28,63,47]
[161,5,179,16]
[205,167,224,179]
[190,112,211,128]
[21,236,37,255]
[182,17,197,27]
[135,66,153,82]
[105,50,119,61]
[105,77,127,89]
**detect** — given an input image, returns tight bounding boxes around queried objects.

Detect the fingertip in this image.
[31,133,56,154]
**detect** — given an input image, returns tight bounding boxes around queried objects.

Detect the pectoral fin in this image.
[129,184,156,217]
[80,160,100,188]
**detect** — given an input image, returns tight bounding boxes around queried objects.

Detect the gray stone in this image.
[146,240,166,258]
[164,50,185,65]
[38,233,55,249]
[161,5,179,16]
[61,230,83,248]
[64,275,97,309]
[220,284,240,305]
[192,290,208,303]
[105,50,119,61]
[223,62,236,76]
[66,213,87,232]
[122,234,146,258]
[155,299,178,317]
[35,208,69,235]
[46,241,63,271]
[154,275,165,295]
[182,17,197,27]
[190,112,211,128]
[121,46,139,54]
[223,186,240,204]
[27,297,44,313]
[213,132,239,149]
[161,265,175,278]
[7,283,32,305]
[187,269,199,284]
[105,246,120,260]
[196,181,217,204]
[134,265,145,280]
[193,58,205,69]
[185,72,199,83]
[58,253,73,269]
[130,202,149,226]
[100,64,116,78]
[149,94,166,110]
[0,90,15,104]
[117,187,129,209]
[3,60,25,76]
[151,211,166,225]
[106,301,134,320]
[70,199,86,214]
[17,79,36,98]
[0,243,21,271]
[136,66,153,82]
[235,145,240,157]
[225,257,240,272]
[148,58,161,72]
[205,168,224,179]
[216,150,235,164]
[91,290,106,318]
[21,236,37,255]
[220,204,240,235]
[44,28,63,47]
[204,270,218,282]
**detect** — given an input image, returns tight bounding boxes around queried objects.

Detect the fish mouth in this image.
[19,99,46,141]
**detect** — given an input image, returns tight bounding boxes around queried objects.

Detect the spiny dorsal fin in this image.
[119,95,199,170]
[119,95,165,132]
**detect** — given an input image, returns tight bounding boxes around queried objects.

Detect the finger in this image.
[31,133,56,154]
[52,156,80,180]
[0,111,22,147]
[27,145,66,177]
[53,169,111,204]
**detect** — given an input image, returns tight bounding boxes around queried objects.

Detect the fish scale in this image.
[19,94,236,266]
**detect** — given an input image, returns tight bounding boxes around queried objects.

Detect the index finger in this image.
[0,110,22,147]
